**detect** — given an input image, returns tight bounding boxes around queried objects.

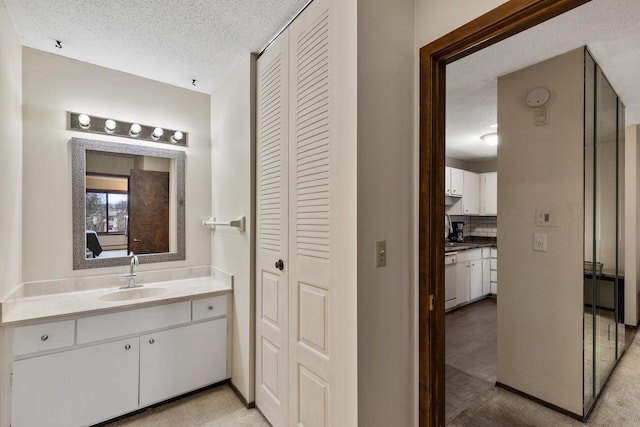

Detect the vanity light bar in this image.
[68,112,188,147]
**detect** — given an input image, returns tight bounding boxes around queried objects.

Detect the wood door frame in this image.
[418,0,591,425]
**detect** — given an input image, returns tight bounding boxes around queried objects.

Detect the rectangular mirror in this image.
[72,137,185,269]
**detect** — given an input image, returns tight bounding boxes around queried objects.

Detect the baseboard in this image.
[228,380,255,409]
[494,382,584,422]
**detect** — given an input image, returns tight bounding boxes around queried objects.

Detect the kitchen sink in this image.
[99,287,168,302]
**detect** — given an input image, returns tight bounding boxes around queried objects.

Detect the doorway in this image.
[418,1,592,425]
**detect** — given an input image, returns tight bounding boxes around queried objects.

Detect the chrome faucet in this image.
[120,251,141,289]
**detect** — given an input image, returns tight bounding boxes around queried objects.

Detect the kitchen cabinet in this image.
[491,248,498,294]
[469,259,483,300]
[446,167,464,197]
[482,248,491,295]
[12,337,139,427]
[140,318,227,406]
[480,172,498,215]
[10,294,229,427]
[462,171,480,215]
[455,249,483,305]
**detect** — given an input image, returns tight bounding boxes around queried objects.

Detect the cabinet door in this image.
[456,261,470,304]
[140,318,227,407]
[482,258,491,295]
[12,338,139,427]
[450,167,464,196]
[480,172,498,215]
[469,260,483,300]
[445,166,452,195]
[462,171,480,214]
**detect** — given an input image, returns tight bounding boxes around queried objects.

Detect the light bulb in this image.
[151,127,164,140]
[78,114,91,129]
[171,131,184,143]
[129,123,142,137]
[104,119,116,134]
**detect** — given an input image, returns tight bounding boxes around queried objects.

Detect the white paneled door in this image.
[256,27,290,427]
[288,2,331,426]
[256,0,332,425]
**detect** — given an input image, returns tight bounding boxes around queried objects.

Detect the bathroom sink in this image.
[99,287,168,302]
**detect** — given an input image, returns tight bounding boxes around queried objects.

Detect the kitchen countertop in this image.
[1,274,233,326]
[445,239,497,253]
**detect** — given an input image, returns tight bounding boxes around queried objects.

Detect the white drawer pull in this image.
[41,335,49,341]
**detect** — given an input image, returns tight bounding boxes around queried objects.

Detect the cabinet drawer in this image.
[192,295,227,321]
[491,248,498,258]
[14,320,75,356]
[77,301,190,344]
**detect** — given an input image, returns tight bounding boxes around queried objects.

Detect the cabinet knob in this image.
[208,305,214,311]
[149,338,155,344]
[125,344,131,350]
[275,259,284,271]
[40,335,49,341]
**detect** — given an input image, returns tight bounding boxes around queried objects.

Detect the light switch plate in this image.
[533,233,547,252]
[536,209,557,227]
[375,240,386,268]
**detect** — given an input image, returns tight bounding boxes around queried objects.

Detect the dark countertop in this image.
[445,238,497,253]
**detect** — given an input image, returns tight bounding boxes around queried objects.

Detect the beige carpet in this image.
[449,331,640,426]
[103,384,270,427]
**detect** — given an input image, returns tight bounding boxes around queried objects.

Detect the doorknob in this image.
[275,259,284,271]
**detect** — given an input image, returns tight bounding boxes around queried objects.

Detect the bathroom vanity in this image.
[0,270,232,427]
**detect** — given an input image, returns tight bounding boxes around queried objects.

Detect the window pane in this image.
[108,194,128,233]
[86,193,107,232]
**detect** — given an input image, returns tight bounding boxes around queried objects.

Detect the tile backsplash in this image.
[450,215,497,238]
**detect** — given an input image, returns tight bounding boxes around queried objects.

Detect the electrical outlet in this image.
[375,240,386,268]
[533,233,547,252]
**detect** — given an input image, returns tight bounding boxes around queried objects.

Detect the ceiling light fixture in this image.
[481,132,498,146]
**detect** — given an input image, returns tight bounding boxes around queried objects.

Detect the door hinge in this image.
[429,294,435,311]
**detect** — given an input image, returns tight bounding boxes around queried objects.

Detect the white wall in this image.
[0,3,22,424]
[497,48,585,415]
[21,48,212,282]
[210,55,256,403]
[625,125,640,325]
[356,0,415,426]
[0,2,22,300]
[414,0,507,49]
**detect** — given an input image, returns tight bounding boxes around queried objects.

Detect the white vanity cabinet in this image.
[13,337,139,427]
[9,294,229,427]
[140,318,227,406]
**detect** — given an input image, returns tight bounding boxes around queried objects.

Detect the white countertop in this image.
[2,275,233,326]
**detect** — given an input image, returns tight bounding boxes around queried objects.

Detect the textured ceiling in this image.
[2,0,309,94]
[447,0,640,161]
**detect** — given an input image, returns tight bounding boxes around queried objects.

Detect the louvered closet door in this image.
[288,0,332,425]
[255,30,290,427]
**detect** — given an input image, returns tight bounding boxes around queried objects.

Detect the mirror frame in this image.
[71,137,186,270]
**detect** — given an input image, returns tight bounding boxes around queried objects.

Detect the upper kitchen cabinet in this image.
[462,171,479,215]
[445,166,464,197]
[480,172,497,215]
